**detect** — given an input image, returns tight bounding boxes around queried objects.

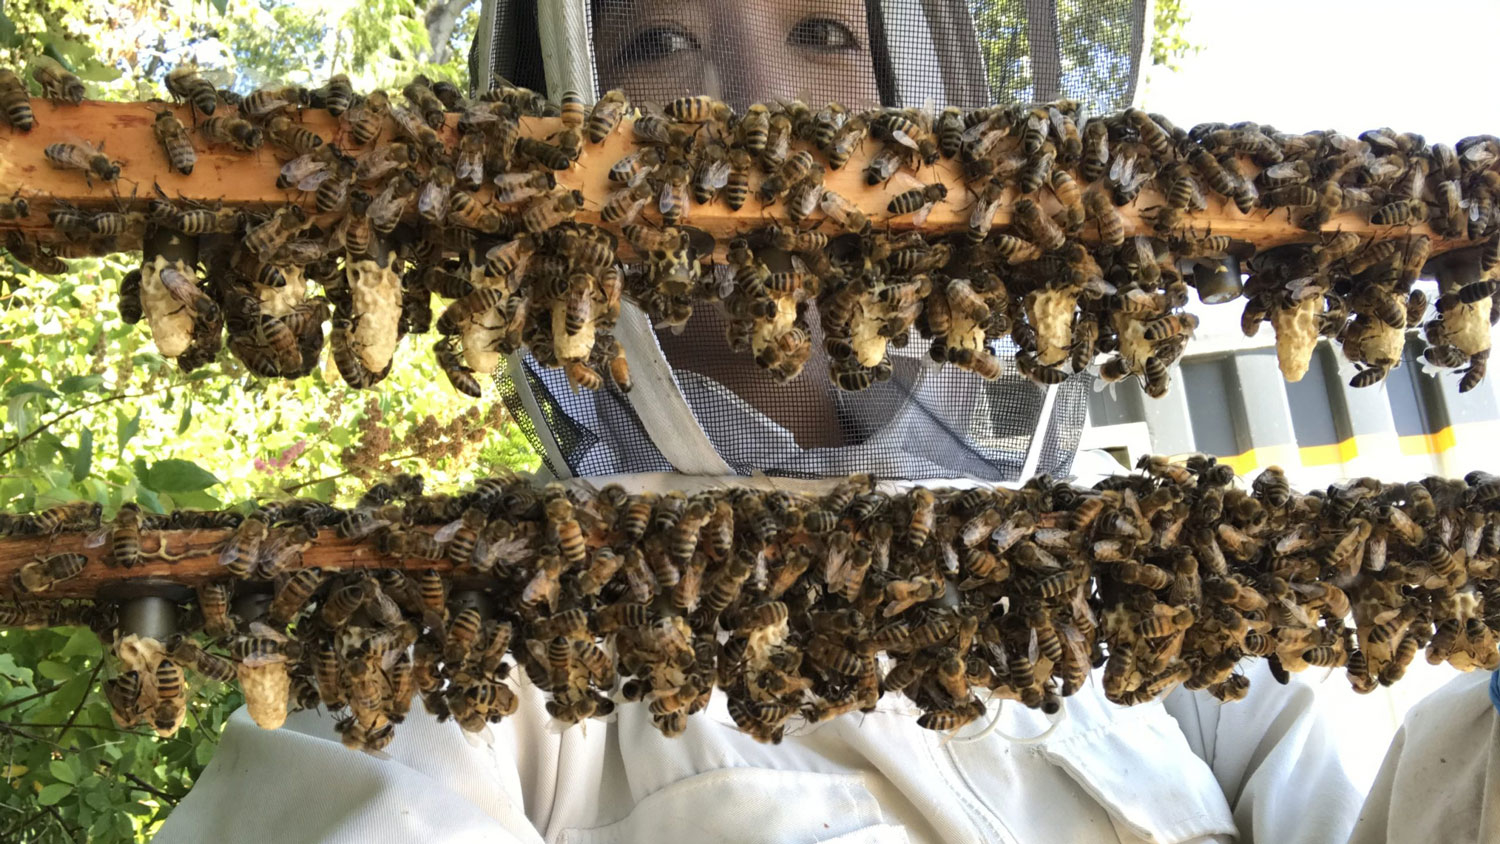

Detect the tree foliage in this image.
[0,1,515,840]
[972,0,1197,111]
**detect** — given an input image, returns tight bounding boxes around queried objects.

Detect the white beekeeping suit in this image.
[157,2,1365,841]
[1348,670,1500,844]
[158,655,1356,844]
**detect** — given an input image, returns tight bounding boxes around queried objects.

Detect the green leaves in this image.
[143,459,222,494]
[36,659,74,682]
[59,374,105,394]
[117,408,141,455]
[37,782,73,805]
[7,381,60,400]
[0,5,537,839]
[0,7,17,49]
[71,428,94,481]
[50,760,78,785]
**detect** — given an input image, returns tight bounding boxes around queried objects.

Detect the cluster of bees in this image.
[1,64,1497,396]
[4,457,1500,746]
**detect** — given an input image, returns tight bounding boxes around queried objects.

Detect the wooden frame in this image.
[0,100,1460,255]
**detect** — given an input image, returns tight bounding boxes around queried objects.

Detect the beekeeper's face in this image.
[593,0,881,110]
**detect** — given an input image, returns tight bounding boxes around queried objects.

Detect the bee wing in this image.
[705,160,731,191]
[279,154,317,183]
[84,526,111,548]
[1262,162,1297,181]
[297,170,333,192]
[1048,107,1072,140]
[491,535,533,565]
[1082,276,1117,298]
[961,119,992,144]
[388,105,424,140]
[889,128,919,151]
[1060,624,1092,676]
[911,202,935,228]
[456,153,484,187]
[819,188,849,216]
[1108,152,1131,183]
[970,196,1001,230]
[1285,276,1324,301]
[158,267,201,304]
[1187,179,1208,211]
[418,182,451,220]
[248,620,287,641]
[1463,144,1497,169]
[460,723,497,750]
[433,518,464,544]
[1026,627,1040,662]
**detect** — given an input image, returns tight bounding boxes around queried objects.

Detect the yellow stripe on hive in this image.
[1217,444,1300,475]
[1398,426,1459,457]
[1188,425,1487,474]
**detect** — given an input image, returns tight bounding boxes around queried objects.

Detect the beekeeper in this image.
[157,2,1363,842]
[1347,670,1500,843]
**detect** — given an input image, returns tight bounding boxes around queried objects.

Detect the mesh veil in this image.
[471,0,1148,481]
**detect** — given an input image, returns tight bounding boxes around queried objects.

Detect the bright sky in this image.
[1141,0,1500,142]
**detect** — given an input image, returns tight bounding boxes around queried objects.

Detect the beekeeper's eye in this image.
[617,25,701,66]
[787,16,859,52]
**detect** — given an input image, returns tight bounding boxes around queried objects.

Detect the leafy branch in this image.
[0,386,172,461]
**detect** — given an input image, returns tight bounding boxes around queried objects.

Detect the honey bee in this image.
[918,698,988,732]
[318,73,353,116]
[0,68,32,132]
[656,164,692,226]
[44,141,120,185]
[165,65,217,116]
[169,637,237,686]
[343,90,390,146]
[1070,117,1107,182]
[1012,197,1066,251]
[105,670,143,727]
[865,146,904,185]
[516,136,572,170]
[522,189,584,233]
[488,170,555,206]
[32,56,84,105]
[401,77,447,128]
[367,168,420,234]
[432,335,481,397]
[663,94,732,124]
[541,495,586,567]
[199,115,263,151]
[239,85,305,120]
[197,581,234,638]
[887,184,947,226]
[219,511,270,577]
[267,567,325,627]
[1142,313,1199,342]
[107,502,143,569]
[819,188,871,234]
[1019,144,1056,194]
[149,109,198,175]
[14,553,88,593]
[245,205,308,261]
[587,89,629,142]
[265,114,324,156]
[692,143,732,205]
[1369,198,1427,227]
